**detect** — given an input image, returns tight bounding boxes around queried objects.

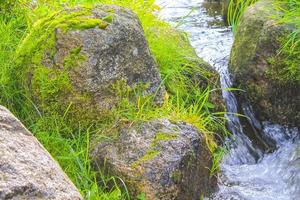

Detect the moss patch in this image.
[102,14,114,23]
[131,150,160,168]
[150,132,178,147]
[171,170,182,183]
[62,18,109,30]
[16,6,108,65]
[64,46,86,70]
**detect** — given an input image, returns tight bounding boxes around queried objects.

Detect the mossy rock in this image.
[91,119,216,200]
[14,4,165,122]
[229,0,300,127]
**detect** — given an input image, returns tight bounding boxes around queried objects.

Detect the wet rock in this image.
[91,119,215,200]
[0,106,82,200]
[261,122,299,147]
[221,0,230,23]
[229,0,300,128]
[18,4,165,116]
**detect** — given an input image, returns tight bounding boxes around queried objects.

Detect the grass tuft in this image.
[227,0,258,33]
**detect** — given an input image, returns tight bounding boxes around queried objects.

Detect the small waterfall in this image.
[220,68,262,165]
[156,0,300,199]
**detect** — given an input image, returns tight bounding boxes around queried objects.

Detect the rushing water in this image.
[156,0,300,199]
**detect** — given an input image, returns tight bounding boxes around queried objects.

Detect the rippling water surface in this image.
[156,0,300,199]
[156,0,233,72]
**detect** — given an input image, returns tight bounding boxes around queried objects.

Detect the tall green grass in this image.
[227,0,258,33]
[272,0,300,83]
[33,115,129,200]
[0,0,226,199]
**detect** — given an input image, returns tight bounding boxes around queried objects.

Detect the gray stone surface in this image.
[91,118,215,200]
[49,4,165,109]
[0,106,83,200]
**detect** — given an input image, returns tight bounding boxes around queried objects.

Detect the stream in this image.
[156,0,300,199]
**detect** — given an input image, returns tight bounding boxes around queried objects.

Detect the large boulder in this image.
[16,4,165,118]
[229,0,300,127]
[91,119,215,200]
[0,106,82,199]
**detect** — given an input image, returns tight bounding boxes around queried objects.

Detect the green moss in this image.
[30,45,88,112]
[241,81,263,103]
[150,132,178,147]
[15,6,109,75]
[64,18,109,30]
[155,132,178,141]
[31,66,72,109]
[102,14,114,23]
[64,46,86,70]
[131,150,160,168]
[171,170,182,183]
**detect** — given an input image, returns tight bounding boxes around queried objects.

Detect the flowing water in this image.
[156,0,300,199]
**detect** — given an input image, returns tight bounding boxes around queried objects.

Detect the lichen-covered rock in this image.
[16,4,165,118]
[91,119,215,200]
[229,0,300,127]
[0,106,82,200]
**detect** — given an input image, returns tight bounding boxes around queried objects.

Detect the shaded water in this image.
[156,0,300,199]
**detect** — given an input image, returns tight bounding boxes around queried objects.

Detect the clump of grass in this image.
[112,83,225,152]
[210,147,227,175]
[227,0,258,33]
[272,0,300,83]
